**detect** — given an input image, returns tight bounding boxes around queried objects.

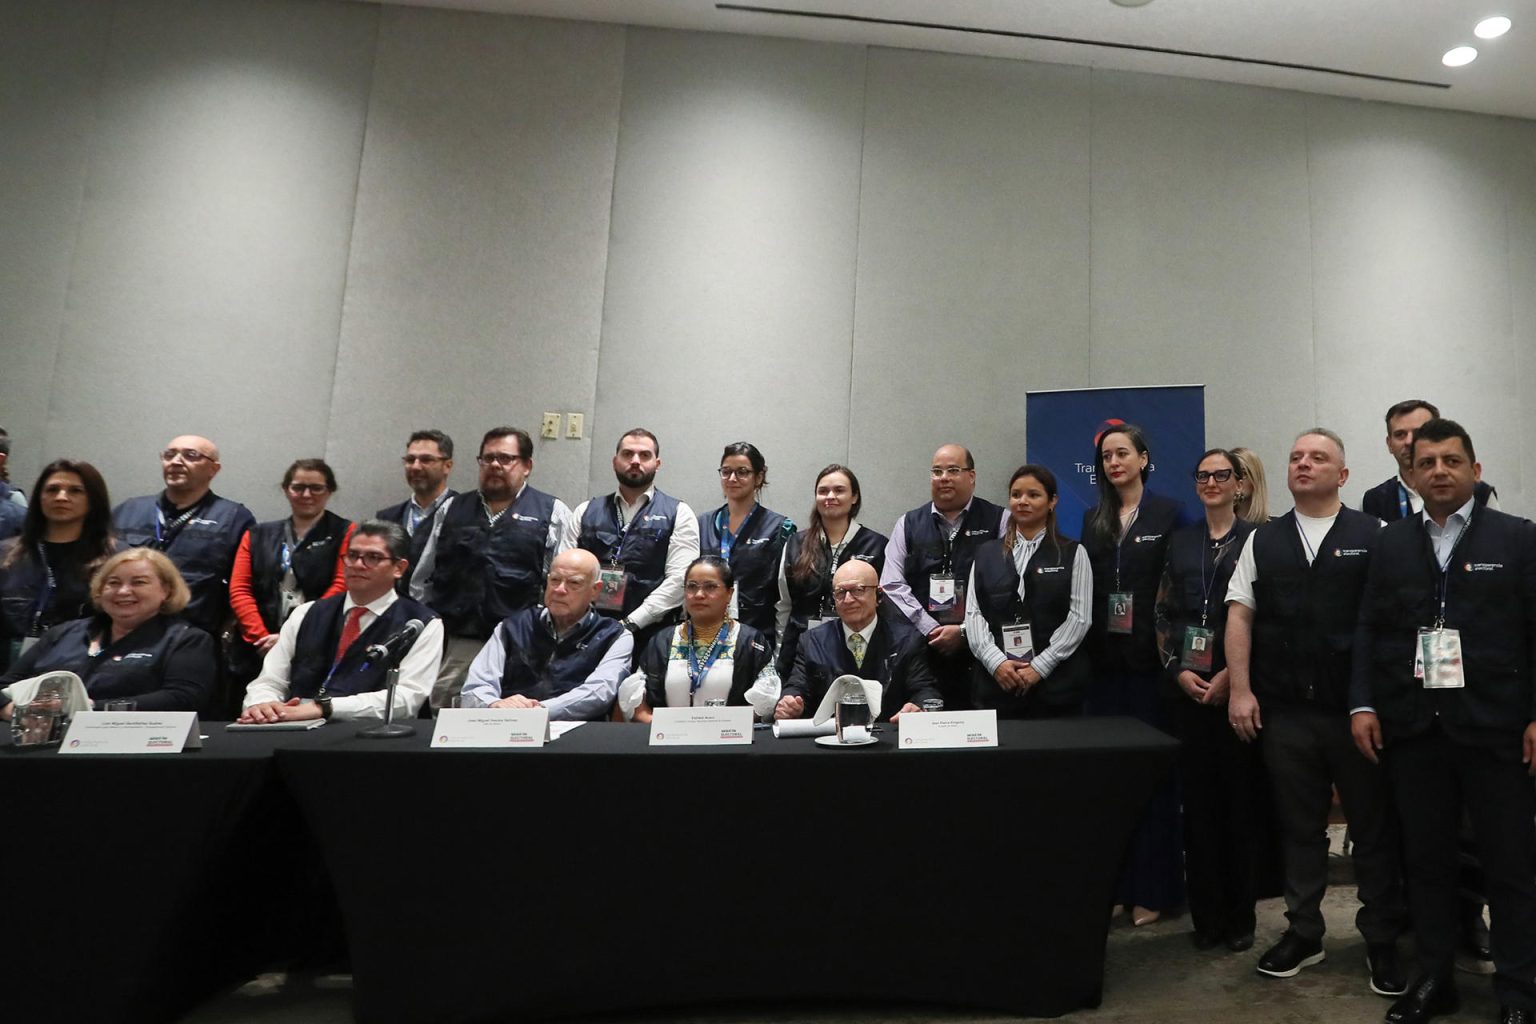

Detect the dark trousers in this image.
[930,648,975,712]
[1388,725,1536,1008]
[1262,703,1406,942]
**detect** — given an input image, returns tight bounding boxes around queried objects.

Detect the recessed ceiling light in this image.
[1442,45,1479,67]
[1110,0,1154,7]
[1474,16,1512,39]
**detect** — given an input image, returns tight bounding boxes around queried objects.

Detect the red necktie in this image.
[334,607,368,664]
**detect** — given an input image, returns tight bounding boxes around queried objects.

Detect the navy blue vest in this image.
[1082,491,1184,674]
[111,491,256,633]
[971,534,1090,708]
[1250,508,1378,710]
[496,607,625,701]
[377,490,456,595]
[899,498,1005,611]
[697,504,795,642]
[432,488,556,638]
[289,594,438,698]
[576,490,681,617]
[1161,518,1254,684]
[246,511,351,633]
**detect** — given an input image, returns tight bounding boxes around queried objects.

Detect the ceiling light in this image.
[1110,0,1154,7]
[1474,16,1511,39]
[1442,45,1479,67]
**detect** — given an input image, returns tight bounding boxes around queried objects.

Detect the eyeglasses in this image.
[160,448,214,464]
[402,454,444,466]
[684,581,726,594]
[477,453,523,467]
[342,550,396,567]
[930,466,970,479]
[718,467,756,480]
[287,483,329,495]
[546,574,588,589]
[831,584,877,601]
[1193,469,1234,483]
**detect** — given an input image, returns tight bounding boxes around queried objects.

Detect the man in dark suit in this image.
[777,559,941,722]
[1351,418,1536,1024]
[1360,400,1496,522]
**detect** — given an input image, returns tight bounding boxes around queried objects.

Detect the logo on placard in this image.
[69,739,80,748]
[438,735,448,743]
[904,737,914,746]
[146,736,174,748]
[655,732,665,741]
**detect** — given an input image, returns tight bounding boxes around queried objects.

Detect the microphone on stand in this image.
[359,619,426,740]
[363,619,425,666]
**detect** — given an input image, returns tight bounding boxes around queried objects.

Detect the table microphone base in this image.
[358,721,415,739]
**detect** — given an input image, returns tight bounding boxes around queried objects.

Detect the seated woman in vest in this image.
[0,548,217,717]
[697,443,795,650]
[626,556,779,722]
[228,459,355,673]
[773,463,887,678]
[964,464,1091,718]
[0,459,121,672]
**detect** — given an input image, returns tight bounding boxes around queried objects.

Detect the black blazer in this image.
[783,608,941,721]
[1361,476,1496,523]
[1,614,217,713]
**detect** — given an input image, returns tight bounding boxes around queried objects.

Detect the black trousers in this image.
[1387,724,1536,1008]
[1262,703,1407,942]
[930,648,975,712]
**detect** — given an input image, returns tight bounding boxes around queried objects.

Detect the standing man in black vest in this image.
[238,521,442,722]
[880,444,1007,712]
[1361,400,1498,522]
[562,428,698,665]
[112,434,255,636]
[1351,418,1536,1024]
[377,429,457,593]
[412,426,572,708]
[1226,428,1408,994]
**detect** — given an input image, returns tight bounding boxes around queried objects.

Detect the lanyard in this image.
[1293,515,1319,564]
[406,492,446,536]
[611,493,650,564]
[154,501,203,548]
[685,621,731,695]
[933,510,962,572]
[1198,526,1239,627]
[482,494,510,527]
[1113,503,1141,590]
[30,543,56,635]
[717,504,757,561]
[1431,511,1472,629]
[1397,482,1412,521]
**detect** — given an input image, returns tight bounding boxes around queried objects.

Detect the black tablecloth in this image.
[278,717,1177,1023]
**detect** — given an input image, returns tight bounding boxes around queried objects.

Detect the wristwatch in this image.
[620,618,637,634]
[316,695,334,720]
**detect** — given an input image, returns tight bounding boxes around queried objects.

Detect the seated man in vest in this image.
[777,559,940,721]
[111,434,255,636]
[1361,400,1498,522]
[238,521,442,722]
[377,429,457,593]
[459,548,633,719]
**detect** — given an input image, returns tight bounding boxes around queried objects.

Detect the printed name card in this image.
[897,709,998,750]
[648,706,754,746]
[431,708,549,749]
[60,712,203,754]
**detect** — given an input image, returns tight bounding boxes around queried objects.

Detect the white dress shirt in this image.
[962,536,1093,678]
[881,501,1011,636]
[561,489,700,631]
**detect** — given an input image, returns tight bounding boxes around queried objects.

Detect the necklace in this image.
[690,621,724,649]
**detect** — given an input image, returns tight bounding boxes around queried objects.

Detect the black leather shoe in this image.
[1384,976,1459,1024]
[1501,1008,1535,1024]
[1368,942,1409,997]
[1226,932,1255,953]
[1457,906,1495,974]
[1256,930,1325,978]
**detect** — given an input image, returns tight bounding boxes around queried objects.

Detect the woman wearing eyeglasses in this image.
[697,443,796,649]
[227,459,355,679]
[627,556,779,721]
[1156,448,1267,952]
[964,464,1092,718]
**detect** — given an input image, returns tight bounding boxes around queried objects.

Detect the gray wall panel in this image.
[590,29,866,522]
[850,50,1090,529]
[327,8,625,520]
[1508,121,1536,512]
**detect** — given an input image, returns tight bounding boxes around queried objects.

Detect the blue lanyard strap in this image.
[1397,481,1412,520]
[1432,511,1472,628]
[1198,526,1238,626]
[716,504,757,561]
[611,494,649,564]
[685,621,731,695]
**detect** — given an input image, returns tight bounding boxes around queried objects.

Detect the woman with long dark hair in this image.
[1082,423,1190,926]
[773,464,886,676]
[697,443,796,648]
[0,459,120,671]
[964,464,1092,717]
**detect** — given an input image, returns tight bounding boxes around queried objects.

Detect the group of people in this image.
[0,398,1533,1024]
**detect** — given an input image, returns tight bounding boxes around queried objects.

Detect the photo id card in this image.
[1001,621,1034,661]
[595,564,628,613]
[1419,627,1465,689]
[1180,625,1215,673]
[1107,592,1134,635]
[928,573,963,625]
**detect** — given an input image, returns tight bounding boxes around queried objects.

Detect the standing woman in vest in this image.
[697,443,796,649]
[0,459,121,672]
[965,465,1091,717]
[1082,423,1188,926]
[227,459,355,678]
[773,464,886,677]
[1157,449,1266,951]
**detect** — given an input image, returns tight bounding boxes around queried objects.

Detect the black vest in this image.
[697,504,794,642]
[899,499,1006,612]
[497,608,625,702]
[1083,492,1184,674]
[377,490,456,595]
[289,594,438,699]
[111,491,256,633]
[246,511,352,633]
[1361,476,1496,523]
[970,535,1090,709]
[576,490,681,618]
[432,488,556,638]
[639,621,776,709]
[776,524,889,675]
[1161,518,1255,684]
[1250,507,1378,710]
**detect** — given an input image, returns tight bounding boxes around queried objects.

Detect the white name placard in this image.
[60,712,203,754]
[649,706,754,746]
[431,708,549,749]
[897,709,998,750]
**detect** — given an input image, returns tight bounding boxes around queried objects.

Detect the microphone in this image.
[363,619,425,665]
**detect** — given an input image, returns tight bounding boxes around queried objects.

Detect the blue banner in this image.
[1025,386,1206,539]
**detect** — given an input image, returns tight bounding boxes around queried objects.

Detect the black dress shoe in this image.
[1368,942,1409,997]
[1502,1008,1535,1024]
[1226,932,1255,953]
[1256,930,1325,978]
[1457,907,1495,974]
[1384,976,1459,1024]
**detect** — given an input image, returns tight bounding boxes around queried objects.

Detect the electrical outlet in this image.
[566,413,584,439]
[541,413,560,440]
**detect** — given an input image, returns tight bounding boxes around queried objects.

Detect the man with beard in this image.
[562,428,698,664]
[377,429,457,592]
[412,426,572,707]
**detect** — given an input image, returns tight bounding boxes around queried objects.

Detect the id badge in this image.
[595,564,628,613]
[1107,592,1134,635]
[1001,621,1034,662]
[928,573,963,625]
[1420,627,1466,689]
[1180,626,1215,672]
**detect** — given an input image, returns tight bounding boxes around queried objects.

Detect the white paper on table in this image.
[549,721,586,740]
[809,673,882,726]
[772,719,836,738]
